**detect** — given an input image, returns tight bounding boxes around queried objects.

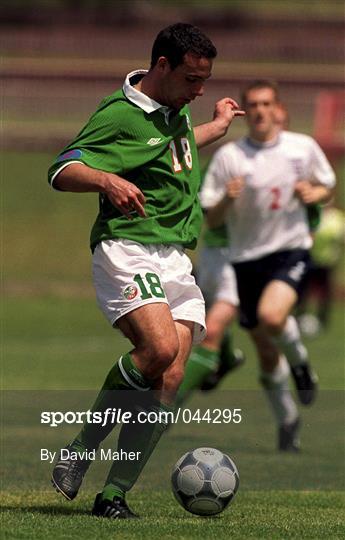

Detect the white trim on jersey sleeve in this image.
[50,161,84,189]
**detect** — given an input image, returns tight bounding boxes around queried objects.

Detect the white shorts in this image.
[92,239,206,344]
[197,246,239,307]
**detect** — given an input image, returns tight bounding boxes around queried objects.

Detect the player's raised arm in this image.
[194,98,245,148]
[54,163,146,219]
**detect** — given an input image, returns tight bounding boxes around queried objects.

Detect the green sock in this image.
[176,345,219,406]
[72,352,150,452]
[102,395,173,496]
[219,329,237,369]
[101,483,125,501]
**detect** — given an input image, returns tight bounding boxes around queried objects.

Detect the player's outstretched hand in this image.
[104,173,146,219]
[194,98,245,148]
[213,97,246,127]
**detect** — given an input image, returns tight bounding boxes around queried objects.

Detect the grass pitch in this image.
[2,298,344,539]
[2,150,345,538]
[1,491,344,540]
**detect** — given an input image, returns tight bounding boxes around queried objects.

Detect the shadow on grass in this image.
[1,505,90,517]
[1,505,225,521]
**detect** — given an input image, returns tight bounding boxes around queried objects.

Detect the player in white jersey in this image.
[201,80,336,451]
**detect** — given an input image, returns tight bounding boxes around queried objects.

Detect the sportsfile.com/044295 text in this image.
[40,408,243,427]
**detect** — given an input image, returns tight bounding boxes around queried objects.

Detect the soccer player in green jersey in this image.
[48,23,244,519]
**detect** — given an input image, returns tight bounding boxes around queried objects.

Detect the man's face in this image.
[244,87,279,140]
[158,53,212,110]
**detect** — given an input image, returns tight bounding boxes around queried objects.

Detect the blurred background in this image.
[2,0,344,389]
[2,0,344,152]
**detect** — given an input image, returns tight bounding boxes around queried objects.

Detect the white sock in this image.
[272,316,308,367]
[260,356,298,426]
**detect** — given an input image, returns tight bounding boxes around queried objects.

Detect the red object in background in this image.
[313,91,345,165]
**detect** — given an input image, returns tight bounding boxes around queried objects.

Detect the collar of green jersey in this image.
[123,69,172,121]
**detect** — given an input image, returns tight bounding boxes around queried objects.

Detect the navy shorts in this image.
[233,249,311,329]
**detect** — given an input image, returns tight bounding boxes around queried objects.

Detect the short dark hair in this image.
[151,23,217,70]
[241,79,280,107]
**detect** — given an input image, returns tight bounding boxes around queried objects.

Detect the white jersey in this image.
[200,131,336,263]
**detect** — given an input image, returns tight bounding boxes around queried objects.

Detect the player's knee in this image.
[141,338,179,379]
[258,310,285,335]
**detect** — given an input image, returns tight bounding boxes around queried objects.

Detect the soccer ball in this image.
[171,447,239,516]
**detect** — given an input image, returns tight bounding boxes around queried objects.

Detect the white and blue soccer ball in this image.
[171,447,239,516]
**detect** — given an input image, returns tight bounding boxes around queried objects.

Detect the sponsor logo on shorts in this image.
[123,284,139,300]
[288,261,306,282]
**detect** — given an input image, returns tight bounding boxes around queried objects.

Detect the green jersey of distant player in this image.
[311,207,345,267]
[48,88,202,251]
[202,224,228,248]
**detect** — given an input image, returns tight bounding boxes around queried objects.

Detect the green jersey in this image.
[48,70,203,251]
[307,204,322,232]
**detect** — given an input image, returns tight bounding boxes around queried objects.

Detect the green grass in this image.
[1,491,345,540]
[2,296,344,390]
[1,151,344,538]
[2,297,344,538]
[2,151,96,284]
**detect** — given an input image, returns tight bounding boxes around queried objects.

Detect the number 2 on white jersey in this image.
[270,187,281,210]
[169,137,192,173]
